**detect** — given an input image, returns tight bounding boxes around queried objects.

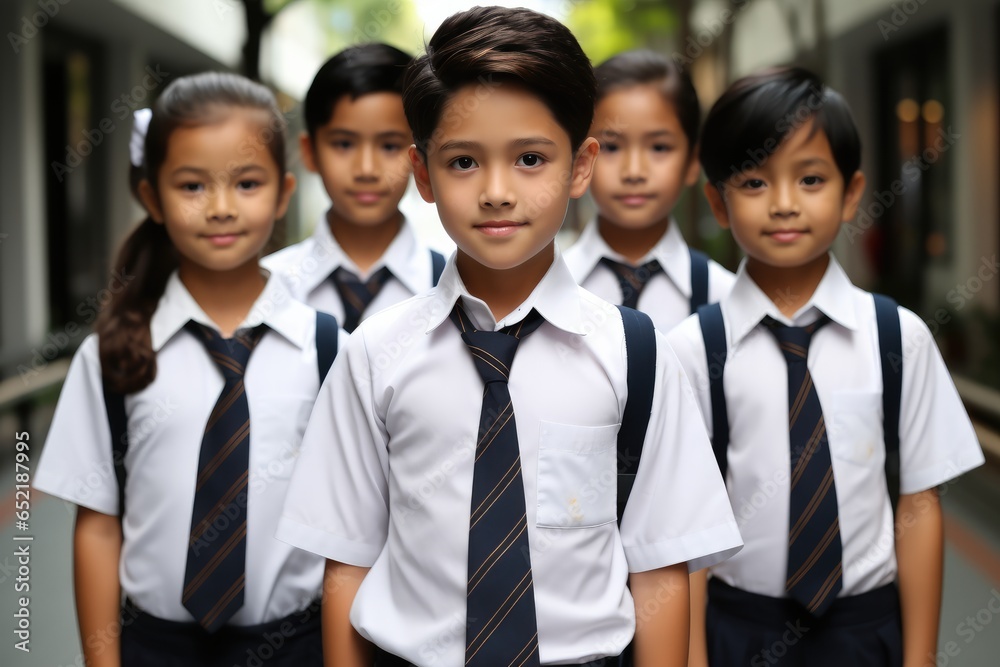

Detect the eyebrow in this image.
[597,129,677,140]
[438,137,558,152]
[794,157,833,168]
[171,164,269,177]
[323,128,410,139]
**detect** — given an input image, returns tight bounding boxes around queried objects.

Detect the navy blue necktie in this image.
[600,257,663,310]
[764,315,843,616]
[450,303,544,667]
[331,266,393,333]
[182,321,265,632]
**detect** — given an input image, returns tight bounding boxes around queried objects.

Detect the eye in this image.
[651,144,673,153]
[742,178,766,190]
[330,139,353,150]
[516,153,544,168]
[382,143,403,153]
[600,142,619,153]
[180,182,204,193]
[450,156,478,171]
[801,175,825,187]
[236,180,262,191]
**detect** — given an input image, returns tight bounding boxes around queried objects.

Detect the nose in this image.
[621,145,647,184]
[769,180,800,218]
[479,167,515,209]
[206,183,237,222]
[355,143,378,181]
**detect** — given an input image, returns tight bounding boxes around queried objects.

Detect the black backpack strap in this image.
[697,302,730,482]
[689,248,710,314]
[103,381,128,520]
[315,311,340,384]
[615,305,657,524]
[873,293,903,513]
[430,250,446,286]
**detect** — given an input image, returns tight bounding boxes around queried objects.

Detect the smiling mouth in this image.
[614,194,655,206]
[474,220,527,237]
[203,233,244,247]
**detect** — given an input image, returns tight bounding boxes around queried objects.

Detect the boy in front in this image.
[278,7,742,666]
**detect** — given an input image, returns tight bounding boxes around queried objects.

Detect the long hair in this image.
[97,72,287,393]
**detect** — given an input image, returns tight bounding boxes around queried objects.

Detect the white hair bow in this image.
[129,108,153,168]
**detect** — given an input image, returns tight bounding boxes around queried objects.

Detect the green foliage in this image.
[566,0,678,63]
[311,0,424,55]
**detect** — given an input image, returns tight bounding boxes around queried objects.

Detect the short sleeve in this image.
[619,331,742,573]
[276,330,390,566]
[707,261,736,304]
[897,308,984,494]
[33,335,119,515]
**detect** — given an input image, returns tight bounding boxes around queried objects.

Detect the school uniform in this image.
[34,271,347,666]
[666,255,985,666]
[262,214,440,328]
[564,219,735,331]
[277,247,744,667]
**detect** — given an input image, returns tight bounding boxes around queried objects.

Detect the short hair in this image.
[402,6,596,155]
[700,67,861,189]
[304,43,412,138]
[595,49,700,151]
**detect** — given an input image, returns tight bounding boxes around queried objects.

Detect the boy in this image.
[668,67,985,667]
[264,44,444,332]
[277,7,742,667]
[565,49,735,332]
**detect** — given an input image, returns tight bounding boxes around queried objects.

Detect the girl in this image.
[34,72,340,666]
[564,49,735,332]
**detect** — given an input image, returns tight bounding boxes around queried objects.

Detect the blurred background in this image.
[1,0,999,664]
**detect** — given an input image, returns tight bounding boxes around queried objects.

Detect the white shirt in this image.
[34,272,347,624]
[666,256,985,598]
[563,219,735,332]
[262,214,439,322]
[278,249,742,666]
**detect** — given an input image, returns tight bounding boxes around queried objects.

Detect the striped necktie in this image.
[764,315,842,617]
[182,321,266,632]
[599,257,663,309]
[331,266,393,333]
[450,303,544,667]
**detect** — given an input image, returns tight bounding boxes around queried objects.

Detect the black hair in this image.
[700,66,861,189]
[402,6,596,155]
[99,71,287,393]
[304,43,413,139]
[595,49,700,151]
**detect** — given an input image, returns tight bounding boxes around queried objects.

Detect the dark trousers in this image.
[119,599,322,667]
[374,647,626,666]
[707,579,902,667]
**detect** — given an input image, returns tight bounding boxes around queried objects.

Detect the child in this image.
[33,72,343,666]
[277,7,742,667]
[263,43,444,332]
[565,49,734,332]
[667,67,985,667]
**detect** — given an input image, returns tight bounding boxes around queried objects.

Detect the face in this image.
[140,109,294,275]
[705,120,865,272]
[590,84,700,230]
[303,92,412,228]
[410,83,598,272]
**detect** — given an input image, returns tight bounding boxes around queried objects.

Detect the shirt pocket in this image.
[536,421,619,529]
[824,390,885,467]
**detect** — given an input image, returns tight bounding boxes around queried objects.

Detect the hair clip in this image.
[129,108,153,168]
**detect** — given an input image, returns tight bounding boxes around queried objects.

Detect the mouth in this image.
[349,191,387,205]
[764,229,808,243]
[202,233,245,247]
[473,220,528,237]
[613,194,656,207]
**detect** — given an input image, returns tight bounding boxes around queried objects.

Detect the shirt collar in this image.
[150,270,313,351]
[722,253,859,347]
[424,246,586,336]
[566,218,692,296]
[308,212,426,294]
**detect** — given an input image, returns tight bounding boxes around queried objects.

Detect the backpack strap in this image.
[697,302,730,482]
[103,381,128,520]
[689,248,710,314]
[316,311,340,384]
[615,305,657,525]
[430,250,446,287]
[873,294,903,513]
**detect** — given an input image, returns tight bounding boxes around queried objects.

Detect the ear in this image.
[275,172,297,220]
[840,170,866,223]
[569,137,601,199]
[299,131,318,173]
[704,182,731,229]
[409,144,435,204]
[683,143,701,187]
[138,179,164,223]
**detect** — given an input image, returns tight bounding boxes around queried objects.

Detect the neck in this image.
[597,214,670,265]
[457,244,554,321]
[328,208,403,273]
[178,260,267,337]
[746,254,831,318]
